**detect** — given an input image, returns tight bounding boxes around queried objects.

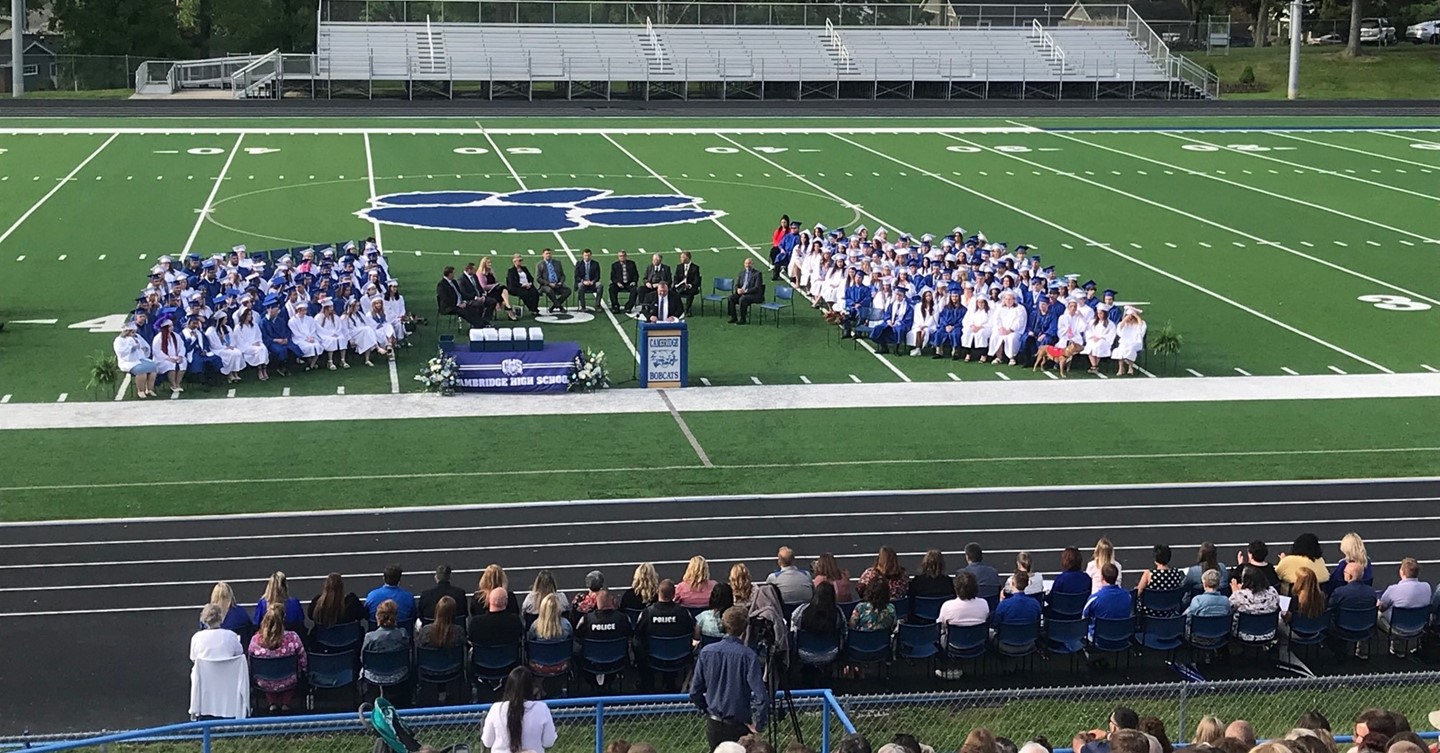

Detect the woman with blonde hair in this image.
[1085,538,1122,594]
[620,562,660,612]
[729,563,754,607]
[1326,532,1372,595]
[473,564,518,615]
[253,572,304,627]
[478,256,518,321]
[522,570,566,617]
[247,602,308,712]
[528,593,572,642]
[1194,715,1225,747]
[207,581,253,633]
[675,556,716,608]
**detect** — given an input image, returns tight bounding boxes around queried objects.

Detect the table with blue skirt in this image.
[450,341,582,393]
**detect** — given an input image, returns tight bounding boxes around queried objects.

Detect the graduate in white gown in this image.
[343,299,381,365]
[368,299,396,363]
[907,289,938,356]
[114,321,159,399]
[1111,306,1148,376]
[205,314,246,382]
[960,297,992,362]
[986,291,1029,365]
[287,305,324,369]
[314,298,347,370]
[381,280,411,348]
[815,257,846,310]
[1056,299,1090,349]
[232,309,270,381]
[150,317,187,394]
[1082,303,1117,373]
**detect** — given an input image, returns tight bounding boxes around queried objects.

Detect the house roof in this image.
[0,34,57,63]
[1065,0,1192,22]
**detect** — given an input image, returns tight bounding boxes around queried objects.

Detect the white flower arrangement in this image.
[414,352,460,394]
[568,349,610,393]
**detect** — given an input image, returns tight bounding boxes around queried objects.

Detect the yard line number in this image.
[452,147,543,155]
[1180,144,1296,152]
[1358,294,1432,312]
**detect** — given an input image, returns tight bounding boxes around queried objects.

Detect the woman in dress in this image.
[368,298,396,362]
[342,299,380,366]
[286,303,324,371]
[848,577,897,633]
[1112,306,1147,376]
[1082,304,1116,374]
[907,289,938,357]
[150,317,187,394]
[204,313,246,383]
[314,298,347,370]
[986,290,1028,365]
[1228,568,1280,641]
[960,297,991,362]
[478,257,518,322]
[247,602,308,712]
[232,308,270,381]
[1056,298,1089,349]
[382,280,411,348]
[182,315,222,385]
[1134,544,1187,616]
[114,319,159,398]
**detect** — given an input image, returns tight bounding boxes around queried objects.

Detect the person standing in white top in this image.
[481,666,557,753]
[1112,306,1147,376]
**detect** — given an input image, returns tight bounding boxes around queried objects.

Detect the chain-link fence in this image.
[11,691,853,753]
[839,672,1440,752]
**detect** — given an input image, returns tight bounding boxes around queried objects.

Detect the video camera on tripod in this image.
[746,584,804,748]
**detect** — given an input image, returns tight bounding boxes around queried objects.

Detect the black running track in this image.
[3,478,1439,736]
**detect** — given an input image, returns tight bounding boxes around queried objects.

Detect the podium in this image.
[637,320,688,388]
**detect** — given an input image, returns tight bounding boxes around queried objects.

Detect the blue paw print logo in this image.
[356,188,724,234]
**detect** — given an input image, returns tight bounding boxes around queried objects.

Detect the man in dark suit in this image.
[505,254,542,317]
[574,248,604,313]
[609,250,640,313]
[436,266,488,327]
[727,257,765,325]
[419,564,470,621]
[457,262,484,303]
[642,253,672,307]
[535,249,571,313]
[673,251,701,315]
[642,280,684,322]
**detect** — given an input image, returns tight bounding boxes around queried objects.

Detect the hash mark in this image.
[282,387,291,396]
[227,388,236,397]
[994,371,1011,381]
[750,376,762,385]
[1186,368,1204,377]
[799,376,811,384]
[947,372,961,381]
[699,377,712,386]
[849,374,862,383]
[1328,366,1347,375]
[56,393,68,403]
[1234,367,1252,376]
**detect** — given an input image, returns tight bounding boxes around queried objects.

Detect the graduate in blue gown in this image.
[929,288,967,359]
[870,285,913,355]
[835,269,873,339]
[1102,289,1124,324]
[1026,296,1060,364]
[260,297,303,375]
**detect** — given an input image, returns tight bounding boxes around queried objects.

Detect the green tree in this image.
[49,0,189,57]
[211,0,316,53]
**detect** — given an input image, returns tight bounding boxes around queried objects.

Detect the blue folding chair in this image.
[851,306,883,349]
[310,621,363,654]
[1044,617,1087,669]
[623,608,645,626]
[1186,613,1232,661]
[1333,606,1378,657]
[1286,610,1329,657]
[838,600,861,621]
[1384,605,1431,655]
[684,606,709,620]
[580,637,630,693]
[757,286,795,325]
[361,647,413,701]
[1134,614,1185,660]
[1090,616,1135,669]
[842,628,892,677]
[307,649,359,710]
[944,622,989,675]
[896,622,941,665]
[994,619,1040,670]
[1233,610,1281,658]
[888,599,911,624]
[416,646,465,705]
[910,596,949,624]
[794,628,844,677]
[1138,588,1186,617]
[524,637,572,696]
[1045,590,1089,620]
[249,654,303,714]
[470,641,522,693]
[701,278,734,316]
[645,634,695,674]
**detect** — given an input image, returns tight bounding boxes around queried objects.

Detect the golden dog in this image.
[1033,342,1084,378]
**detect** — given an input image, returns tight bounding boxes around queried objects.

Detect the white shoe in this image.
[909,348,921,357]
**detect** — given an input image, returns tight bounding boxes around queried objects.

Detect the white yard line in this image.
[659,389,713,467]
[113,375,132,402]
[180,134,244,256]
[839,134,1394,375]
[0,133,119,249]
[1038,130,1440,247]
[1373,131,1440,145]
[1270,131,1440,170]
[387,358,400,393]
[1157,132,1440,203]
[361,133,385,250]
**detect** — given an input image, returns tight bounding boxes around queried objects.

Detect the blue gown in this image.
[929,304,966,350]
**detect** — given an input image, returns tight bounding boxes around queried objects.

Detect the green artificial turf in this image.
[1,397,1436,521]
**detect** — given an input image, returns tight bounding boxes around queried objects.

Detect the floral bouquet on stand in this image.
[415,352,460,395]
[568,349,610,393]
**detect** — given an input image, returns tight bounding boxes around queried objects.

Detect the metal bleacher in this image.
[143,1,1217,100]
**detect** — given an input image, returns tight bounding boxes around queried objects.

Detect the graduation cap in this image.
[1015,245,1030,253]
[1049,281,1064,290]
[156,316,175,327]
[262,294,282,308]
[1082,280,1097,291]
[201,260,217,270]
[158,255,174,265]
[343,240,357,252]
[212,295,228,307]
[1103,289,1117,299]
[1097,302,1112,312]
[951,226,965,235]
[232,245,247,255]
[131,307,148,316]
[947,282,963,294]
[1064,273,1081,281]
[185,253,201,261]
[186,314,202,323]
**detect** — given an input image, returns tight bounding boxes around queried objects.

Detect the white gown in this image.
[314,313,345,352]
[204,327,245,374]
[113,334,151,373]
[346,312,379,354]
[369,312,394,343]
[1082,319,1116,358]
[960,309,992,348]
[1057,312,1090,348]
[907,306,937,348]
[817,268,846,307]
[987,304,1028,358]
[800,253,824,290]
[151,330,186,374]
[1113,321,1148,361]
[233,321,269,367]
[382,297,408,342]
[287,314,325,358]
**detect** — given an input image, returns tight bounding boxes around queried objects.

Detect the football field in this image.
[1,113,1439,520]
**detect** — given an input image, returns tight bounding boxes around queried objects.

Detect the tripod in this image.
[751,616,804,749]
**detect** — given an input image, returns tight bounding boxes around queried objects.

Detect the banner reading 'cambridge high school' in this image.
[453,343,583,393]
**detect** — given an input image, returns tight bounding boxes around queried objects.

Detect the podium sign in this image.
[637,320,688,388]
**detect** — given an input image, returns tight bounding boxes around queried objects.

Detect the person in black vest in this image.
[635,579,695,691]
[575,588,632,692]
[609,250,640,313]
[727,258,766,325]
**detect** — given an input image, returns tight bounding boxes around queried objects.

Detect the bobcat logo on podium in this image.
[500,359,525,377]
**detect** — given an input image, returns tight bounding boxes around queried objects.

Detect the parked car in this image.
[1359,17,1397,45]
[1406,19,1440,44]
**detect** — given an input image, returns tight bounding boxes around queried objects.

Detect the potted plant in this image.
[1150,321,1183,375]
[86,351,120,399]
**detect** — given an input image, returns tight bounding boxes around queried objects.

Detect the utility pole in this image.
[10,0,22,97]
[1287,0,1302,99]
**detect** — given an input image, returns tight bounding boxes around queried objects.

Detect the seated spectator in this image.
[962,543,1002,602]
[790,581,846,675]
[192,602,245,662]
[576,587,633,642]
[850,577,898,633]
[767,547,815,606]
[1378,558,1430,654]
[858,546,909,602]
[473,564,521,616]
[481,666,557,753]
[1228,569,1279,641]
[621,563,661,614]
[1085,538,1123,594]
[1193,716,1226,747]
[993,571,1042,627]
[812,552,854,602]
[1295,711,1331,733]
[468,587,526,648]
[1135,545,1186,616]
[419,564,469,622]
[730,563,755,608]
[910,549,955,600]
[1329,562,1378,658]
[522,570,568,618]
[361,600,410,687]
[1108,731,1152,753]
[247,602,308,712]
[1082,563,1132,641]
[365,564,417,627]
[1225,721,1257,748]
[964,729,1001,753]
[695,583,735,642]
[1139,718,1173,753]
[939,571,991,633]
[416,596,465,649]
[1184,570,1231,624]
[1075,706,1141,753]
[1003,552,1046,598]
[1232,540,1279,594]
[1326,533,1373,596]
[253,571,305,629]
[1276,533,1330,595]
[1183,543,1227,599]
[572,570,606,617]
[309,572,368,628]
[190,603,246,720]
[1282,567,1327,636]
[527,593,574,644]
[1049,547,1092,605]
[676,556,717,608]
[207,581,254,635]
[635,580,696,691]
